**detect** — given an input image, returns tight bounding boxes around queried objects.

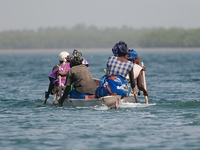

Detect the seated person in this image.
[95,41,135,98]
[44,51,70,104]
[127,49,148,101]
[112,42,148,98]
[58,50,97,107]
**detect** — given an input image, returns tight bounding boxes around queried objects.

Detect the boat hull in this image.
[62,95,121,108]
[122,94,135,103]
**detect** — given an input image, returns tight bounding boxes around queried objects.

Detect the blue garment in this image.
[69,89,89,99]
[95,75,131,98]
[95,55,133,98]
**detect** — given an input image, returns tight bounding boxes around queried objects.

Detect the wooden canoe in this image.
[62,95,121,108]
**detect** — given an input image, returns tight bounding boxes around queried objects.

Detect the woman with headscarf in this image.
[95,41,135,98]
[58,50,97,107]
[72,49,89,67]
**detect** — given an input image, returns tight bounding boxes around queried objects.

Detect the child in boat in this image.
[58,50,96,107]
[44,51,70,104]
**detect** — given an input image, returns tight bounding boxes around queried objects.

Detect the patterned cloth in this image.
[106,56,133,78]
[95,75,131,97]
[112,41,128,56]
[50,62,70,88]
[95,56,133,98]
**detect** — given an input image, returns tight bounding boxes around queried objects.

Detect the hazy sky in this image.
[1,0,200,31]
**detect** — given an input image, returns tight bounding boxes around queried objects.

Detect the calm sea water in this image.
[0,49,200,150]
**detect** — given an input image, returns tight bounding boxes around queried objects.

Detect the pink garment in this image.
[49,68,58,79]
[82,59,89,65]
[49,62,70,88]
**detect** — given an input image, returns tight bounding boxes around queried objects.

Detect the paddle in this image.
[141,62,148,104]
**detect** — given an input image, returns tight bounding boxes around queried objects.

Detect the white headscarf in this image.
[59,51,69,64]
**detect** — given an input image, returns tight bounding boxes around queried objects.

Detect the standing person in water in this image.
[58,50,97,107]
[44,51,70,104]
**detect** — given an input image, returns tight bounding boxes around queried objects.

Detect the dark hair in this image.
[70,57,83,67]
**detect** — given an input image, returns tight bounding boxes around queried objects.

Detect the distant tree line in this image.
[0,24,200,49]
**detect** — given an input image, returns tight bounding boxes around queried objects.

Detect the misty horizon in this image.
[1,0,200,32]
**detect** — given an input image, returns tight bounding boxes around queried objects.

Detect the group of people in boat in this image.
[44,40,148,107]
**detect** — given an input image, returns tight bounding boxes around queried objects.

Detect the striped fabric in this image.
[106,56,133,78]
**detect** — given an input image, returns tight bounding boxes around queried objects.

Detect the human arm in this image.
[129,68,135,90]
[57,70,66,77]
[129,68,140,102]
[136,71,148,96]
[138,64,146,95]
[142,66,146,71]
[57,62,70,77]
[43,65,59,104]
[58,70,72,107]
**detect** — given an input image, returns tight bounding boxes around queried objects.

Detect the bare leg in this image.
[50,93,58,107]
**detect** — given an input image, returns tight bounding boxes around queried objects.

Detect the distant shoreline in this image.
[0,48,199,53]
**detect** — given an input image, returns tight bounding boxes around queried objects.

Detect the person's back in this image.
[106,55,133,78]
[66,64,96,95]
[58,50,96,106]
[108,40,133,78]
[53,62,70,88]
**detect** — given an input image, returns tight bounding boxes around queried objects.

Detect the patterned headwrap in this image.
[112,41,128,56]
[71,49,83,66]
[128,49,137,60]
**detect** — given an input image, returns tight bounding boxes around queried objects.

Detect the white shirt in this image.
[126,63,143,80]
